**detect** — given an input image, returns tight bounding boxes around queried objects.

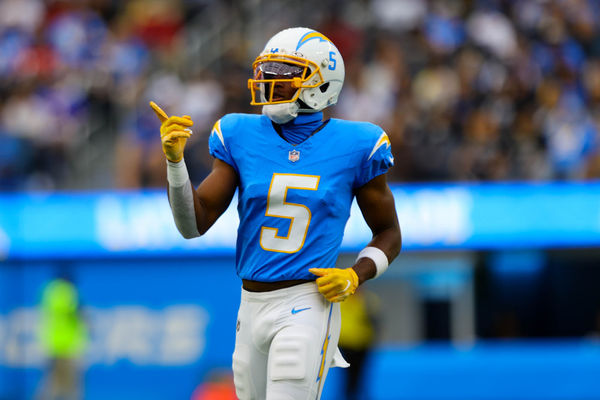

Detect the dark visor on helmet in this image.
[254,62,306,80]
[248,54,323,105]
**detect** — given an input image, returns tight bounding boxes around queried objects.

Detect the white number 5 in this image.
[260,173,320,253]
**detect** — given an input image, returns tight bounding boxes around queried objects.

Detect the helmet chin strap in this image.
[262,102,299,124]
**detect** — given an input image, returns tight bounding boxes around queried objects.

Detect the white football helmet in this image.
[248,27,345,114]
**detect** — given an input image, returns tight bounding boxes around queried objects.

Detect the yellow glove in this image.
[309,267,359,302]
[149,101,194,162]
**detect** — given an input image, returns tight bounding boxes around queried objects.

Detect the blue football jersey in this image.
[208,113,393,282]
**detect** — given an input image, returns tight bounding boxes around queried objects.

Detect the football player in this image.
[151,27,401,400]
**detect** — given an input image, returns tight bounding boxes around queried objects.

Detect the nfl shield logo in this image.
[288,149,300,162]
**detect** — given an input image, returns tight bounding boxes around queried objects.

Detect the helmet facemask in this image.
[249,27,345,119]
[248,53,324,106]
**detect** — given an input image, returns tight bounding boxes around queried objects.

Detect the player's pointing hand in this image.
[150,101,194,163]
[309,267,359,302]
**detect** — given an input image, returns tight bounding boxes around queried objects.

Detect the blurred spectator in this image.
[36,274,88,400]
[337,36,406,129]
[466,8,517,61]
[370,0,426,32]
[1,0,600,190]
[0,0,45,34]
[125,0,185,52]
[338,289,380,400]
[45,3,108,70]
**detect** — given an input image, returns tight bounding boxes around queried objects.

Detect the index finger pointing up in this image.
[149,101,169,123]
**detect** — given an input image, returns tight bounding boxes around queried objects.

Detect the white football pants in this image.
[232,282,348,400]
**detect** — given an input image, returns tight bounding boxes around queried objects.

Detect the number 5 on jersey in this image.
[260,173,320,253]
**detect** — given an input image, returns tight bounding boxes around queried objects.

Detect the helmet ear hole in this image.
[319,82,330,93]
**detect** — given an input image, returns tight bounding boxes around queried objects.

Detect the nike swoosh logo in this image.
[291,306,311,315]
[342,280,351,292]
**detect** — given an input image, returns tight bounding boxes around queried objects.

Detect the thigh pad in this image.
[268,327,313,381]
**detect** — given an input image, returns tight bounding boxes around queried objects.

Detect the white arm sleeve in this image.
[167,159,201,239]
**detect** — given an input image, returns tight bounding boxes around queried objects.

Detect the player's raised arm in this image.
[191,158,238,235]
[150,101,238,238]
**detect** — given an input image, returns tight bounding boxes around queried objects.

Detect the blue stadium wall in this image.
[1,182,600,399]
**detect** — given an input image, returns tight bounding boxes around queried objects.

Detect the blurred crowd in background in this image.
[1,0,600,191]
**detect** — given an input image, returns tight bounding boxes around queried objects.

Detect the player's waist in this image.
[241,281,319,302]
[242,278,314,292]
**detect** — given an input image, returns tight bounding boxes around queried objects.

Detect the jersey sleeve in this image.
[208,117,239,173]
[355,131,394,188]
